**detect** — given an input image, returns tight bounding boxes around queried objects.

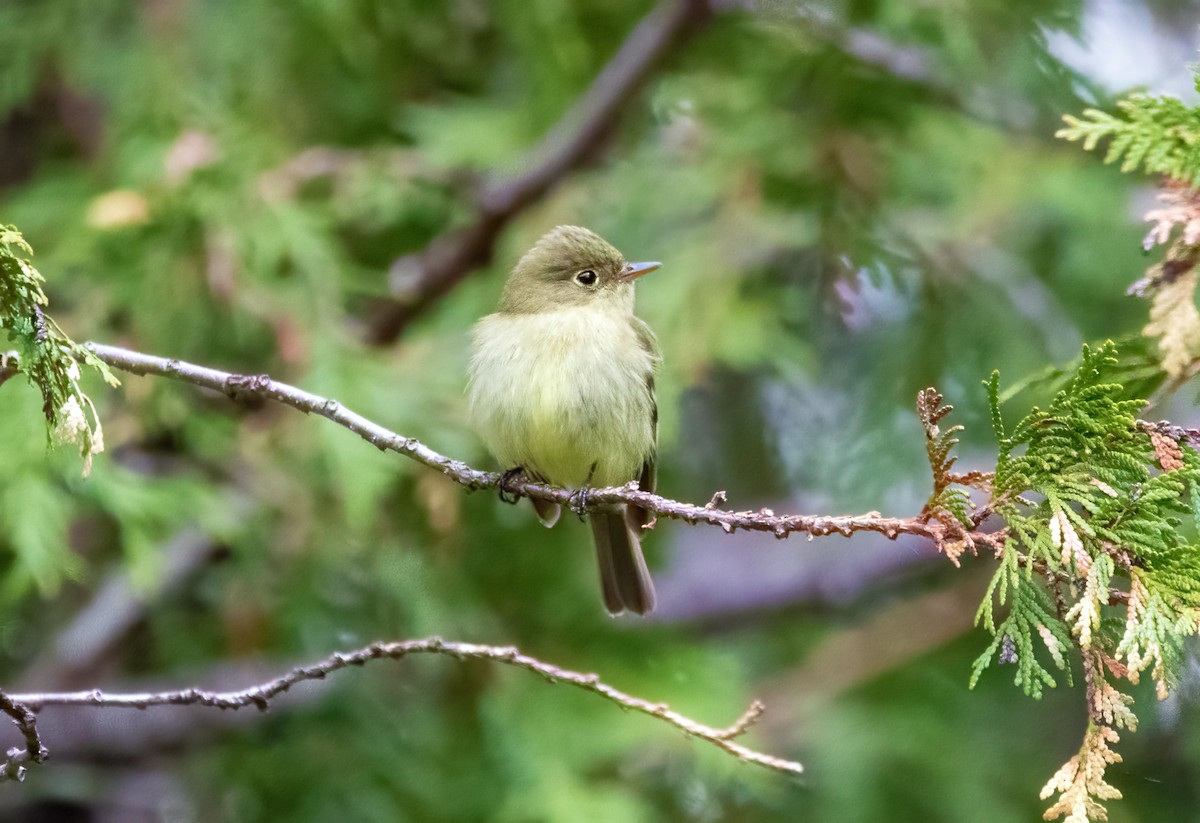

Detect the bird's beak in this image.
[620,261,662,282]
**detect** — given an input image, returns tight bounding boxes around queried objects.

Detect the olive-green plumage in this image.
[467,226,661,615]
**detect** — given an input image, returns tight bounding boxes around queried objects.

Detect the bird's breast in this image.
[468,305,655,487]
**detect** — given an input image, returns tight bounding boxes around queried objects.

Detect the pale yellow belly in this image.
[467,307,655,487]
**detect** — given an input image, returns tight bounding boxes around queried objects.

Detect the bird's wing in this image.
[628,317,660,530]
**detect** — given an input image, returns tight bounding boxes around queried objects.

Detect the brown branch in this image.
[87,342,974,547]
[946,470,993,489]
[365,0,717,345]
[7,637,802,778]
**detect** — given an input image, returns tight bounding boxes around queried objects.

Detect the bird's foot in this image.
[498,467,526,505]
[568,485,593,519]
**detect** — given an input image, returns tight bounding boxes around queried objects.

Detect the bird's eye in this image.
[576,270,598,286]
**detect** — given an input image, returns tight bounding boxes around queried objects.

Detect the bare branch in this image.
[87,342,973,547]
[365,0,717,345]
[8,637,802,778]
[714,699,766,740]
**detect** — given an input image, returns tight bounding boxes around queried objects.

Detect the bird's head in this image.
[499,225,660,314]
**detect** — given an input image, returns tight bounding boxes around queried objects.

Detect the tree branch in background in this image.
[16,524,236,691]
[365,0,718,345]
[2,638,803,782]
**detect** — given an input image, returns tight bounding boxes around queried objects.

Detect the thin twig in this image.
[365,0,717,344]
[7,638,803,777]
[86,342,972,547]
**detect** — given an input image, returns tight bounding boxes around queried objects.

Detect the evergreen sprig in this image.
[1057,93,1200,185]
[1059,67,1200,389]
[0,226,118,474]
[963,341,1200,821]
[918,387,974,528]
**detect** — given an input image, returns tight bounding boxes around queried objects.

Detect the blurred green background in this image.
[2,0,1200,820]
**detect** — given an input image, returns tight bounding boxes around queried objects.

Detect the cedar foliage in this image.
[1057,93,1200,186]
[948,62,1200,823]
[0,226,116,472]
[956,343,1200,820]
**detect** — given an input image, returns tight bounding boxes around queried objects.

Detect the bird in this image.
[467,225,661,615]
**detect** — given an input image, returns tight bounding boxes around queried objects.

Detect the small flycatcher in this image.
[468,225,661,615]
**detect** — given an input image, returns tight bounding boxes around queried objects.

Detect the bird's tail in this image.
[591,507,655,615]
